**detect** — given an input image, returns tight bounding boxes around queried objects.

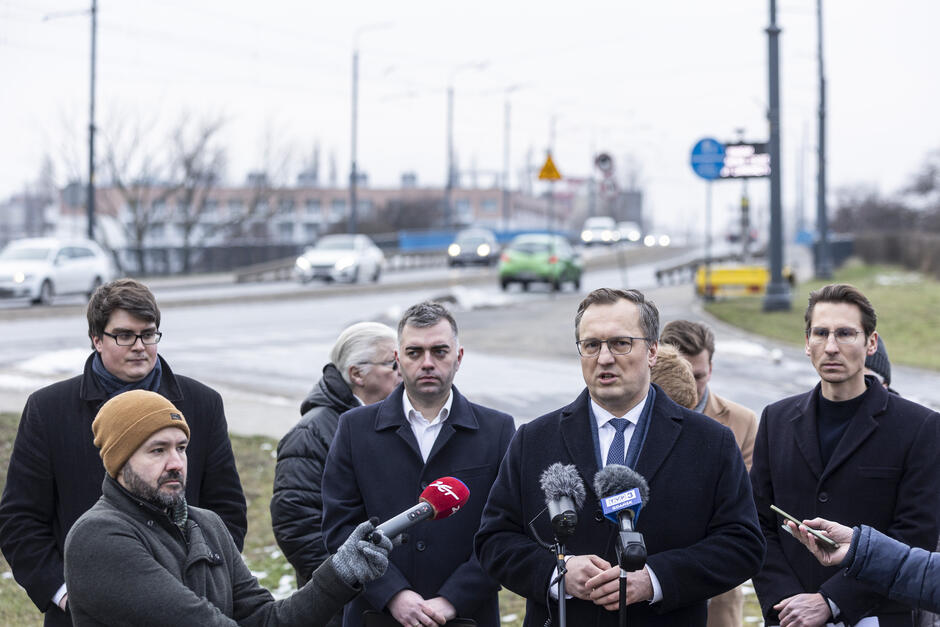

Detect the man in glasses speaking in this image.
[750,284,940,627]
[0,278,247,627]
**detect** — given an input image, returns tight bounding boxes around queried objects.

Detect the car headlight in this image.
[581,231,592,242]
[13,271,28,284]
[627,230,641,242]
[644,235,656,247]
[448,244,461,257]
[477,243,490,257]
[335,257,355,271]
[295,257,311,271]
[658,235,671,247]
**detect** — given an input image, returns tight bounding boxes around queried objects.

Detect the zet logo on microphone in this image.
[429,480,460,501]
[601,489,642,518]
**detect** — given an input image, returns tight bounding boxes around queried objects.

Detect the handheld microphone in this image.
[594,464,650,571]
[370,476,470,544]
[539,463,586,541]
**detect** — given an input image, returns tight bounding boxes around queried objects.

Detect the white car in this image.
[580,216,620,245]
[294,234,385,284]
[0,237,115,305]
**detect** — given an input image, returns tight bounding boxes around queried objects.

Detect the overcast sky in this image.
[2,0,938,236]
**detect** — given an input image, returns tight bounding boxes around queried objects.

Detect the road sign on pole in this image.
[539,153,562,180]
[690,138,726,181]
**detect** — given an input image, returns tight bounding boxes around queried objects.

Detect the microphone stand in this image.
[616,530,647,627]
[530,512,576,627]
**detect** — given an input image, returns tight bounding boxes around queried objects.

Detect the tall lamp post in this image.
[763,0,792,311]
[444,61,488,230]
[501,84,522,232]
[349,22,391,235]
[814,0,832,278]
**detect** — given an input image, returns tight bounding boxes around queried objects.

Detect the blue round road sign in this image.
[690,138,726,181]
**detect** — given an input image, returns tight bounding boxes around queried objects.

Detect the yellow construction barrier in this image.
[695,264,794,298]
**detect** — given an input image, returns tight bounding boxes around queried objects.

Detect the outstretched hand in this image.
[785,518,852,567]
[333,519,394,586]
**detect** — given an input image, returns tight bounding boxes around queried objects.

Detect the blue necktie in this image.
[606,418,629,467]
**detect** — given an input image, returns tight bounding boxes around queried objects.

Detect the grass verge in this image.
[705,262,940,371]
[0,408,764,626]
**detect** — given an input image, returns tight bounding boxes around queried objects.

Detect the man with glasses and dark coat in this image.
[0,278,247,627]
[476,288,764,626]
[750,284,940,627]
[272,321,401,627]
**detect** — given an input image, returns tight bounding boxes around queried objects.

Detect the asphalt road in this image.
[2,245,937,439]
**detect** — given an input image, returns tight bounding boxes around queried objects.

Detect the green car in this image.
[498,233,583,292]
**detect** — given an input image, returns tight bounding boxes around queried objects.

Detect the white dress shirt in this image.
[402,390,453,462]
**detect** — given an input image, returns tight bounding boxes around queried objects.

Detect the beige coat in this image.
[704,390,758,472]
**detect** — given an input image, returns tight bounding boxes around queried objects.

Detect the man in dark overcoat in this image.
[322,301,515,627]
[0,278,247,626]
[475,288,765,626]
[750,284,940,627]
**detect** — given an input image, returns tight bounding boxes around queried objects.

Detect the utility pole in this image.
[815,0,832,278]
[348,47,359,234]
[445,84,455,230]
[86,0,97,240]
[763,0,792,311]
[502,97,511,231]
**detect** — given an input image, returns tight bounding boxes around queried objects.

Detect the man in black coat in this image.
[475,288,765,626]
[0,278,247,627]
[750,284,940,627]
[272,321,401,618]
[322,301,516,627]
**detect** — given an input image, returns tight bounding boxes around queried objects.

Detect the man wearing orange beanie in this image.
[64,390,393,626]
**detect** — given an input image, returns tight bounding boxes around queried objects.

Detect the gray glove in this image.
[333,519,393,587]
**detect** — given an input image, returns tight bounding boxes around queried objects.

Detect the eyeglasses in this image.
[576,336,650,357]
[362,359,398,371]
[102,330,163,346]
[807,327,863,345]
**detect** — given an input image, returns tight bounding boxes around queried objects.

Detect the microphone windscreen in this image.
[593,464,650,505]
[539,463,586,510]
[420,477,470,520]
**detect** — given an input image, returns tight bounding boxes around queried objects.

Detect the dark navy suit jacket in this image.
[475,385,764,627]
[322,384,515,627]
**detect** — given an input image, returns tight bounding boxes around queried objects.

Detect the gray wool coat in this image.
[64,476,358,626]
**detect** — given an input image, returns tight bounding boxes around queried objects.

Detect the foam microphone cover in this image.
[420,476,470,520]
[539,462,587,509]
[593,464,650,505]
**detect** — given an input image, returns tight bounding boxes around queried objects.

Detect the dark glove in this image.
[333,520,393,587]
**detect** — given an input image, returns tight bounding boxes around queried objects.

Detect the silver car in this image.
[0,237,115,305]
[294,234,385,283]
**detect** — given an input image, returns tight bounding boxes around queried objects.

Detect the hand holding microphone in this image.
[369,476,470,545]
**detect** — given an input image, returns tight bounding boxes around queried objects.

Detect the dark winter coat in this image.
[475,386,765,627]
[750,377,940,626]
[272,363,359,585]
[322,384,515,627]
[0,353,247,626]
[844,525,940,615]
[64,476,357,626]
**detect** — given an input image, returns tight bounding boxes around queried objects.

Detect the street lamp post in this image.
[349,22,391,235]
[444,61,488,230]
[763,0,792,311]
[815,0,832,278]
[86,0,97,240]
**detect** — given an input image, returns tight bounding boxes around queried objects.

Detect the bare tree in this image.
[167,113,227,273]
[99,113,175,274]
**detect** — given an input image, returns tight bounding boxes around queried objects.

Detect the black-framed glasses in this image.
[576,336,650,357]
[102,330,163,346]
[807,327,863,345]
[362,359,398,371]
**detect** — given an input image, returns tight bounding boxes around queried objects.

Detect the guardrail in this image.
[234,251,447,283]
[654,253,746,285]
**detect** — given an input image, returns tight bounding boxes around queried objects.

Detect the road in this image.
[1,245,936,438]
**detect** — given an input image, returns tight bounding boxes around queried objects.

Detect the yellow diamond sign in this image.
[538,153,562,181]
